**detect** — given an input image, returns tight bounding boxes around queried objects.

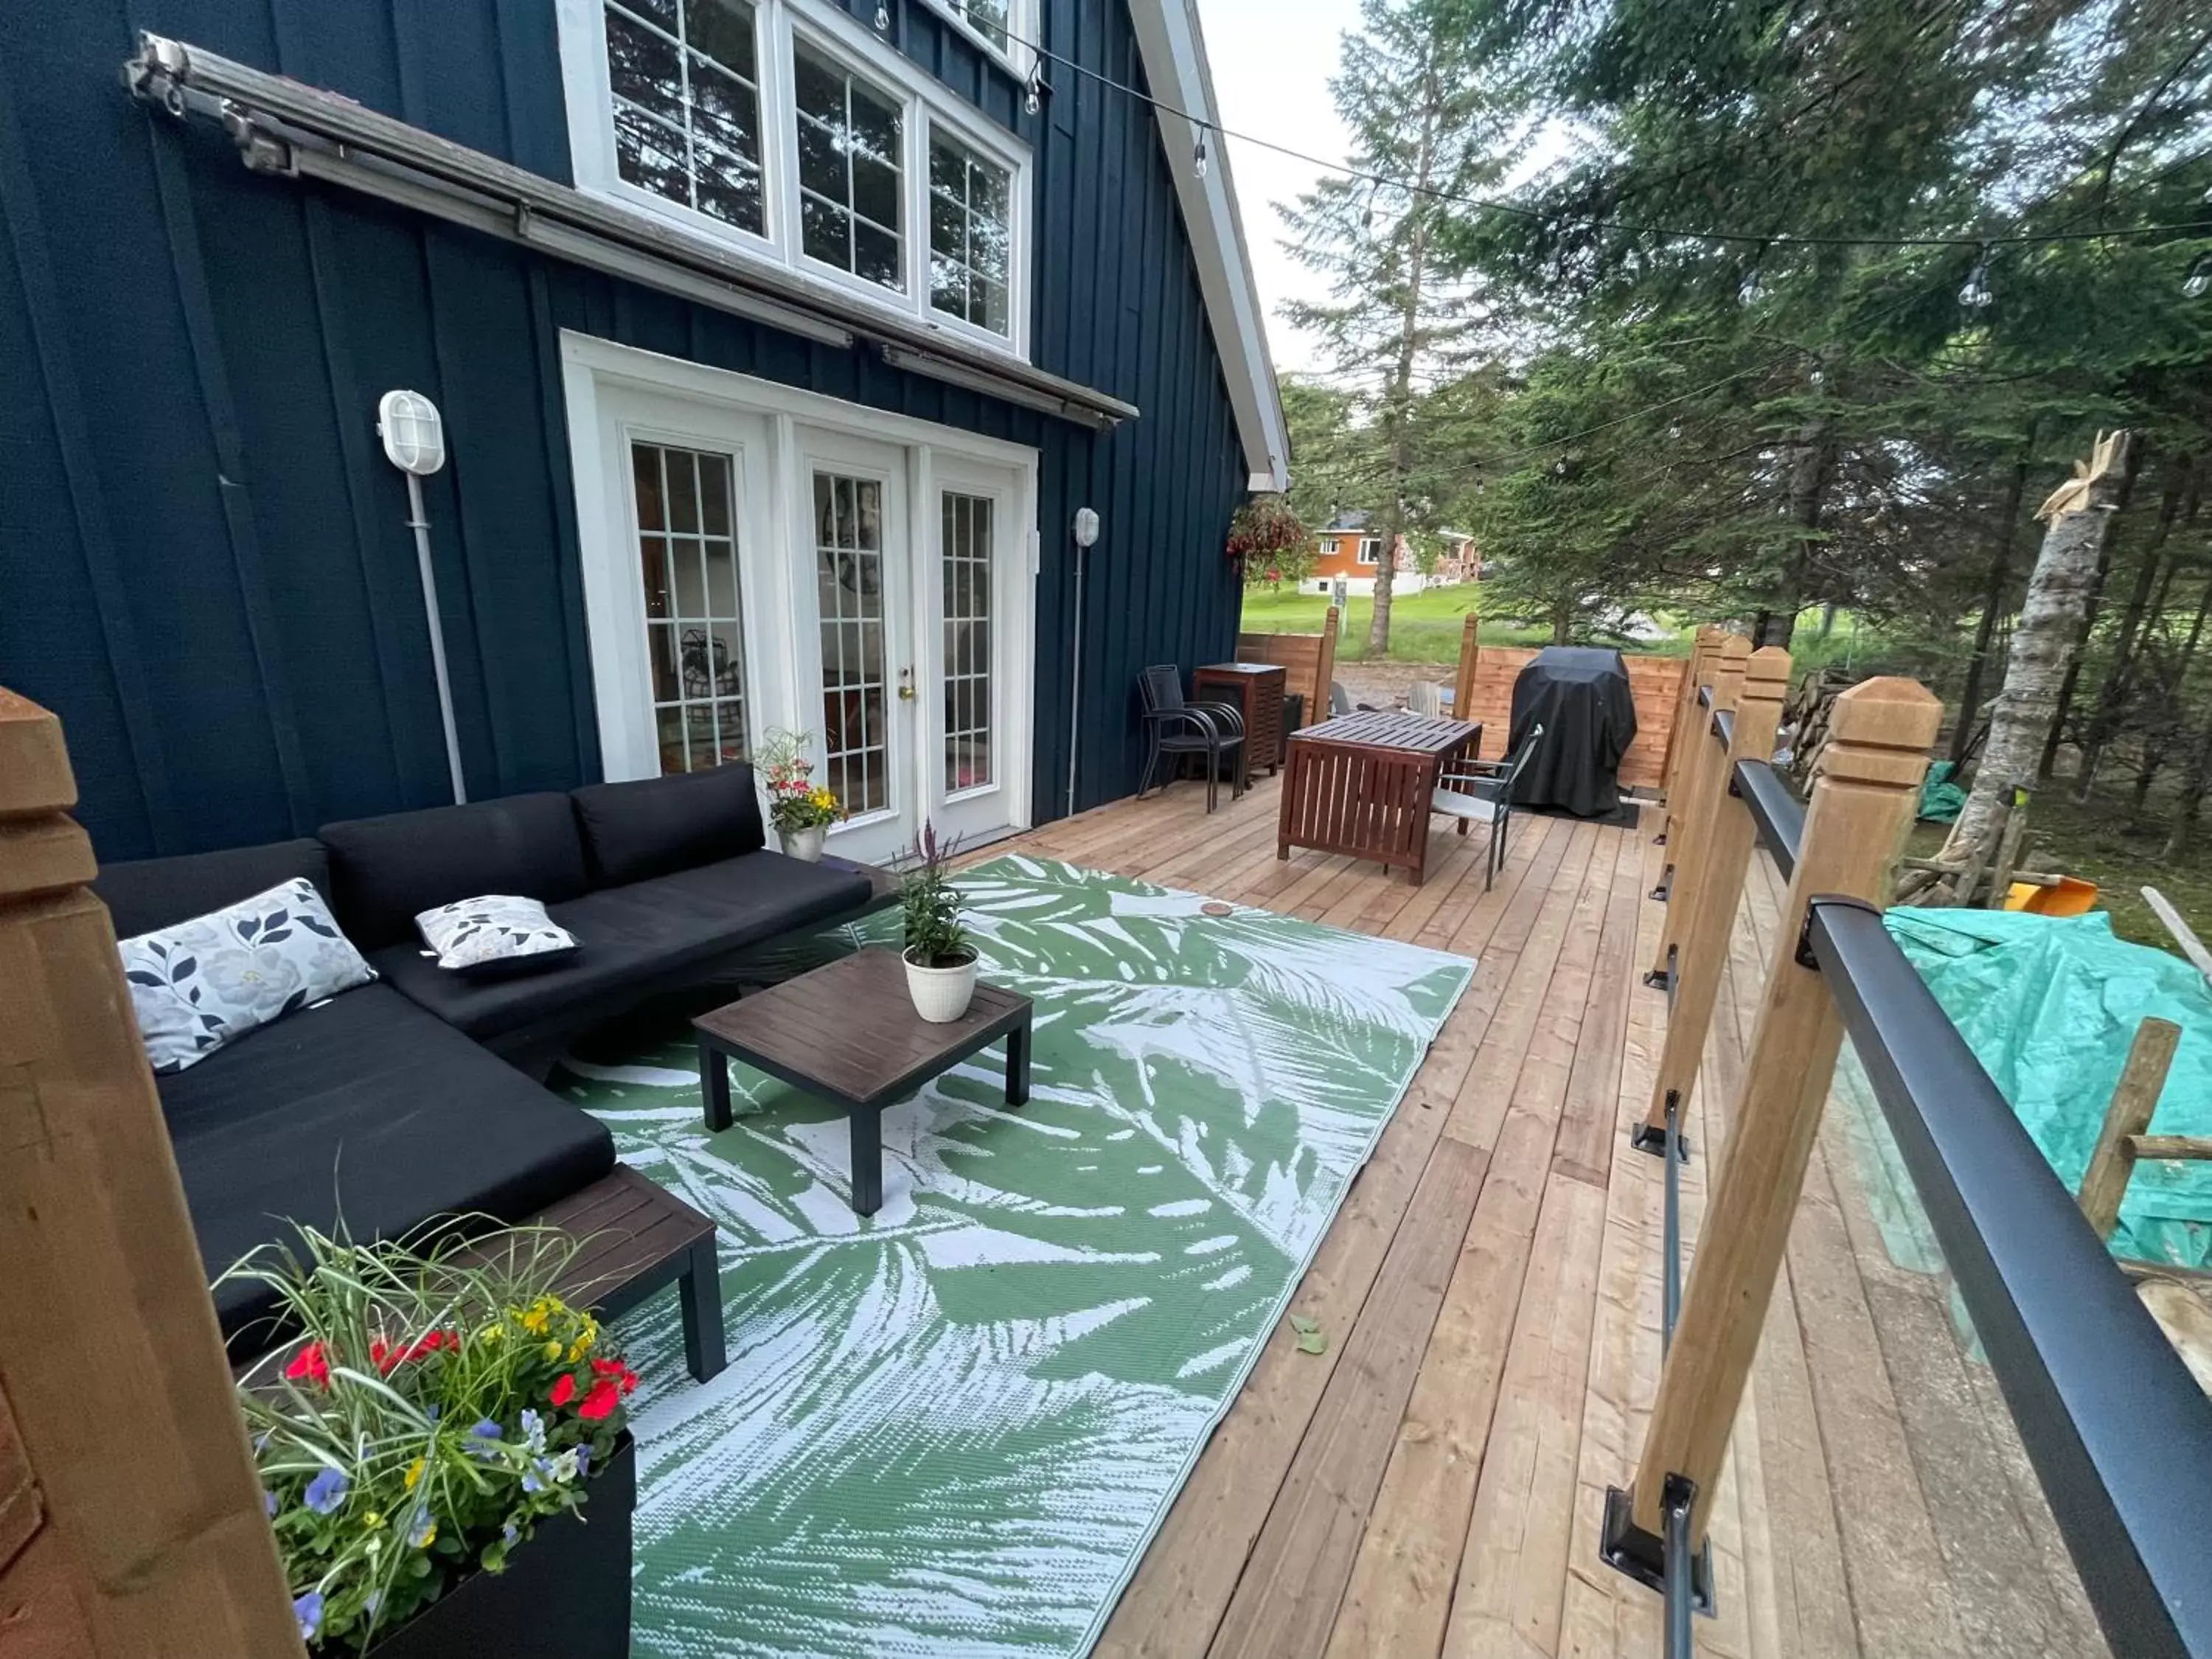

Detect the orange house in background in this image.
[1299,512,1475,597]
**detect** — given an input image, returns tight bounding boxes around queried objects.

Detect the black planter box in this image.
[369,1433,635,1659]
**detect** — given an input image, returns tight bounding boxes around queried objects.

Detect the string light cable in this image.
[991,17,2212,254]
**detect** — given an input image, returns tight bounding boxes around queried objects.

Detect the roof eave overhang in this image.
[1123,0,1290,493]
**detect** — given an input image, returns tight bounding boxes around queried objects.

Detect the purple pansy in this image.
[293,1590,324,1642]
[303,1467,347,1514]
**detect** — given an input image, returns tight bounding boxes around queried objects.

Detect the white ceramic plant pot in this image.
[779,825,827,863]
[903,948,978,1023]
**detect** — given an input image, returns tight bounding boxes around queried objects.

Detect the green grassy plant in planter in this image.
[228,1225,640,1655]
[900,821,977,1022]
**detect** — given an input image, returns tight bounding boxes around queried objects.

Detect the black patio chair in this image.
[1136,665,1245,813]
[1430,723,1545,890]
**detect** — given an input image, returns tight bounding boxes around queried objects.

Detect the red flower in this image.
[549,1374,577,1408]
[591,1357,625,1377]
[370,1337,394,1374]
[285,1341,330,1388]
[578,1379,622,1422]
[620,1368,638,1397]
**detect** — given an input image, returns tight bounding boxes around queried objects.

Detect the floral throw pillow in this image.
[118,878,377,1074]
[414,895,579,979]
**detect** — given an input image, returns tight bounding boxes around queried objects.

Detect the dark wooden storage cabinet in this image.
[1193,662,1288,782]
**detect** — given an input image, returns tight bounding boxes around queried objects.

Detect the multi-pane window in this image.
[793,43,905,291]
[942,493,993,792]
[1357,537,1381,566]
[939,0,1010,55]
[605,0,766,236]
[633,442,750,773]
[815,472,890,814]
[928,131,1012,336]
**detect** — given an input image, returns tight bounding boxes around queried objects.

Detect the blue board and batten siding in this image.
[0,0,1248,860]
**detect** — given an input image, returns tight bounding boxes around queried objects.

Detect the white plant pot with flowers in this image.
[759,729,843,863]
[901,821,978,1022]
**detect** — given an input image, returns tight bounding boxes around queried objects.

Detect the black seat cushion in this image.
[158,983,615,1351]
[368,851,872,1040]
[321,793,590,950]
[94,838,330,939]
[571,765,765,888]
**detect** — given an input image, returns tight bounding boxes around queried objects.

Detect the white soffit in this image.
[1124,0,1290,493]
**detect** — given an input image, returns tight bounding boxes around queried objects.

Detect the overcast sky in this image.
[1197,0,1360,376]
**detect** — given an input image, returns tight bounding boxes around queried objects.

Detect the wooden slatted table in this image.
[693,947,1032,1216]
[1277,710,1483,886]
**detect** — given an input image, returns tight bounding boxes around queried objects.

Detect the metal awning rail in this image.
[123,32,1138,431]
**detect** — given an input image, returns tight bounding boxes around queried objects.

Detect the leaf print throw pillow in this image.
[117,878,377,1074]
[413,894,579,979]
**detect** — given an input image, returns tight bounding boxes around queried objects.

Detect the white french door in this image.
[563,335,1036,866]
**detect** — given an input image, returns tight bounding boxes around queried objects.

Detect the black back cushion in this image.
[94,839,330,940]
[571,764,765,888]
[320,793,588,949]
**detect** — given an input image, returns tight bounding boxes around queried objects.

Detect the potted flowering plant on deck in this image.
[231,1226,641,1655]
[758,728,843,862]
[900,820,977,1022]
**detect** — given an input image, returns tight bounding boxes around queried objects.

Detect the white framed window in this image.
[1357,536,1381,566]
[1320,536,1338,555]
[919,0,1035,69]
[559,0,1032,355]
[791,38,905,293]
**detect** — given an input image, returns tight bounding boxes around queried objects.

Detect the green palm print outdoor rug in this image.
[554,855,1471,1658]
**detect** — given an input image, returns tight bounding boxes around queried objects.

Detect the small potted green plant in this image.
[758,728,843,862]
[900,820,977,1022]
[230,1225,641,1655]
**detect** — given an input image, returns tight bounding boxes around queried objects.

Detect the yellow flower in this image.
[519,1299,552,1336]
[566,1320,598,1363]
[810,787,835,809]
[480,1324,504,1344]
[416,1524,437,1550]
[364,1511,386,1530]
[403,1458,424,1491]
[543,1339,562,1361]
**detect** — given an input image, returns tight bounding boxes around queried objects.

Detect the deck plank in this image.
[974,781,2104,1659]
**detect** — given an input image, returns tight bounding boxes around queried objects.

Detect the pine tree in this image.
[1279,0,1522,655]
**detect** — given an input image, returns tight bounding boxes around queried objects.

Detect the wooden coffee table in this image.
[692,947,1033,1216]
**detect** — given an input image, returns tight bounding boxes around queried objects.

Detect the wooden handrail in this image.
[1648,636,1750,982]
[1635,647,1791,1151]
[1627,675,1940,1542]
[1653,626,1722,830]
[1450,613,1479,720]
[0,689,299,1655]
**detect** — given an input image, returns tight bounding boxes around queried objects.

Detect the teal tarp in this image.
[1917,759,1967,823]
[1886,906,2212,1269]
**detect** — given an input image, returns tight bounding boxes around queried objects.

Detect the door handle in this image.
[897,666,917,701]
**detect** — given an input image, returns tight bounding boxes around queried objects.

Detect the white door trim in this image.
[559,330,1040,846]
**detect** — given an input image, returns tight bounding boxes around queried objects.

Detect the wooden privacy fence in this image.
[1235,606,1338,726]
[1603,636,2212,1658]
[0,689,299,1655]
[1451,647,1686,787]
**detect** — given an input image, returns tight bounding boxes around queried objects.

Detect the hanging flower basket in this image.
[1226,496,1310,579]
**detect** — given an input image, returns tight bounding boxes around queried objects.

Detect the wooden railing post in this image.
[1633,647,1791,1154]
[1450,613,1479,722]
[0,689,300,1655]
[1647,636,1750,982]
[1621,676,1940,1548]
[1655,625,1722,824]
[1317,605,1341,717]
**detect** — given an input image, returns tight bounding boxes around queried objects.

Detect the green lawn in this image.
[1238,587,1605,664]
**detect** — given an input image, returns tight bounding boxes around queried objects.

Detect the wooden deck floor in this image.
[984,772,2110,1659]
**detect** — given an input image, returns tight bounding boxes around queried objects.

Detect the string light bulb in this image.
[1023,63,1043,116]
[874,1,888,27]
[1193,128,1208,180]
[2186,254,2212,299]
[1959,247,1994,308]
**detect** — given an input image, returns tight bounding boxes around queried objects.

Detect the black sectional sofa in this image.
[94,763,876,1352]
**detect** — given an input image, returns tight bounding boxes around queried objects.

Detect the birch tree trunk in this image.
[1941,431,2134,860]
